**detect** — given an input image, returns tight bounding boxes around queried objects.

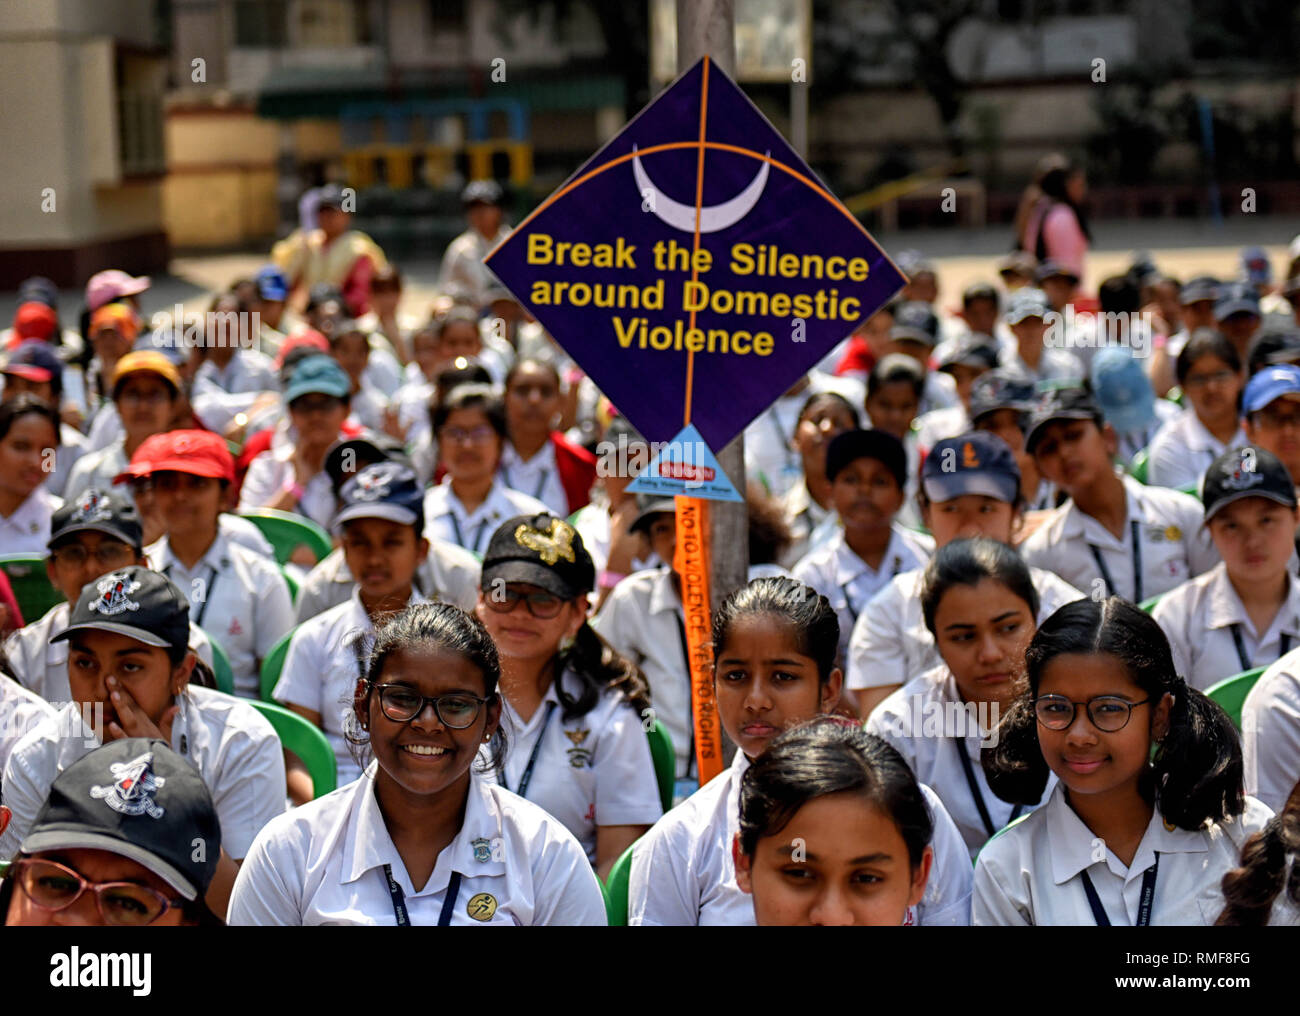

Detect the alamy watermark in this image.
[872,695,1001,748]
[145,305,260,351]
[1040,307,1154,359]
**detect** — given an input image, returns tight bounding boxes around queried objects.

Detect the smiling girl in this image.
[735,719,935,927]
[628,576,971,926]
[0,395,61,554]
[975,597,1274,925]
[229,601,607,925]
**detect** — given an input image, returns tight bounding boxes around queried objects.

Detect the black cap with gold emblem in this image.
[480,514,596,599]
[1202,444,1297,522]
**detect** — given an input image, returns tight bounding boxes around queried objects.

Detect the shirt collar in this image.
[1206,564,1300,637]
[155,529,231,577]
[832,528,903,586]
[647,567,681,616]
[347,585,426,630]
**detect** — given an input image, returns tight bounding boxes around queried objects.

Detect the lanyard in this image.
[500,463,549,502]
[840,555,904,624]
[499,701,557,799]
[1080,853,1159,927]
[1087,520,1143,603]
[446,512,492,554]
[953,736,1022,839]
[164,562,220,627]
[672,612,697,780]
[1228,624,1291,674]
[382,865,461,926]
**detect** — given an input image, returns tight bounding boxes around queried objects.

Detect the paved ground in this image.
[5,214,1299,326]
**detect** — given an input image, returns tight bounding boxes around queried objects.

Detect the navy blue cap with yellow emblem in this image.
[480,514,596,599]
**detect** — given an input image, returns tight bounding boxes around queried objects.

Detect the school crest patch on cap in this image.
[89,572,142,616]
[351,464,396,501]
[514,518,576,565]
[1221,457,1265,491]
[71,490,113,524]
[467,892,497,921]
[90,751,166,819]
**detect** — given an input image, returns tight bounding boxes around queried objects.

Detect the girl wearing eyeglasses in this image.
[867,537,1053,859]
[975,596,1275,925]
[229,601,608,925]
[473,514,660,880]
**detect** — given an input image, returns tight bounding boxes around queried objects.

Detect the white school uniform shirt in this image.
[1113,399,1181,467]
[1146,408,1247,491]
[274,589,424,787]
[149,530,295,698]
[867,666,1057,858]
[478,667,662,865]
[791,524,935,668]
[293,540,480,624]
[227,764,607,926]
[0,677,56,780]
[0,687,286,860]
[1242,647,1300,813]
[999,345,1085,386]
[3,600,214,705]
[0,487,61,555]
[628,748,973,926]
[591,568,694,779]
[1152,563,1300,692]
[498,440,568,518]
[1019,474,1218,604]
[46,424,89,499]
[913,404,969,452]
[194,348,279,396]
[847,565,1084,692]
[62,437,129,505]
[973,783,1276,925]
[238,443,336,530]
[777,482,833,569]
[423,477,549,557]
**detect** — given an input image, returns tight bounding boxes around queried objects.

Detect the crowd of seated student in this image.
[3,200,1300,926]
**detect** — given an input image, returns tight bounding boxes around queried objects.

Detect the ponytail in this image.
[1217,780,1300,926]
[557,621,652,722]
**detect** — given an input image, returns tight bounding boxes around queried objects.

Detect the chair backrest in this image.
[200,630,236,695]
[647,720,675,813]
[280,565,300,602]
[603,840,638,926]
[260,625,298,701]
[249,700,337,799]
[236,509,332,566]
[1204,666,1266,730]
[0,554,63,624]
[1139,594,1163,614]
[1129,447,1150,484]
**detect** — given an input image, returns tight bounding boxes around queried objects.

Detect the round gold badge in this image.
[467,892,498,921]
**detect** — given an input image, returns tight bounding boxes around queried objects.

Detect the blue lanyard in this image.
[499,701,557,799]
[382,865,461,926]
[1081,853,1159,926]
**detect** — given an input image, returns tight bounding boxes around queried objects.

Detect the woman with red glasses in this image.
[474,513,661,879]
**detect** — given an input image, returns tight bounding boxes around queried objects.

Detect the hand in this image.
[105,676,179,744]
[382,406,408,442]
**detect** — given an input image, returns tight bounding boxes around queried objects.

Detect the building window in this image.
[297,0,374,47]
[234,0,289,47]
[118,89,166,176]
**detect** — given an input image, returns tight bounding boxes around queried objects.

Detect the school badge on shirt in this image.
[471,837,492,863]
[565,727,593,768]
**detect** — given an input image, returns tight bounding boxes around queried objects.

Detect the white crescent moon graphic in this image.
[633,144,770,234]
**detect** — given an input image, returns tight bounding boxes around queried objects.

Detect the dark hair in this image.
[1176,329,1240,386]
[738,718,934,869]
[434,307,481,341]
[867,354,925,400]
[0,393,59,444]
[505,357,561,393]
[347,602,506,774]
[1098,275,1140,315]
[431,383,507,438]
[712,576,840,683]
[746,487,792,566]
[920,538,1039,638]
[1246,328,1300,380]
[796,391,860,431]
[1034,155,1092,245]
[983,597,1244,829]
[1217,780,1300,926]
[554,621,652,723]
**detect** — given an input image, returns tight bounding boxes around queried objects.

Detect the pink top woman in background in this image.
[1015,154,1091,281]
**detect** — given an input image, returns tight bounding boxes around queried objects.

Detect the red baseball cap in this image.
[273,328,329,369]
[11,301,58,345]
[116,429,235,485]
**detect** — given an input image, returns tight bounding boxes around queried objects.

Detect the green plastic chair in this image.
[280,565,300,602]
[260,626,298,702]
[0,553,63,624]
[1129,448,1150,484]
[1139,594,1163,614]
[604,840,637,926]
[1205,666,1266,731]
[249,700,337,799]
[200,630,236,696]
[236,509,333,566]
[647,720,675,813]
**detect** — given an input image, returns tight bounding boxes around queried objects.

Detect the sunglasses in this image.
[481,587,566,619]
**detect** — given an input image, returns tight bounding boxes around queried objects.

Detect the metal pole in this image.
[676,0,747,621]
[790,81,808,158]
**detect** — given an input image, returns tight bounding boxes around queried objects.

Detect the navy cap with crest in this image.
[889,301,939,346]
[331,461,425,534]
[51,566,190,652]
[969,370,1037,425]
[1202,445,1297,522]
[938,334,1000,373]
[49,487,142,551]
[481,513,595,600]
[922,432,1021,505]
[825,428,907,488]
[324,432,411,493]
[20,738,220,901]
[1024,387,1105,455]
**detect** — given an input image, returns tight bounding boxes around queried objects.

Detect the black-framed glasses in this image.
[482,587,565,619]
[1034,694,1151,733]
[374,684,492,728]
[8,857,184,926]
[51,542,135,568]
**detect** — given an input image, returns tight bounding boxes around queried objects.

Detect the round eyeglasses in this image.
[9,857,184,926]
[373,685,491,728]
[1034,694,1151,733]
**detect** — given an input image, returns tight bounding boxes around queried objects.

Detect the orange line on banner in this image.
[675,495,721,785]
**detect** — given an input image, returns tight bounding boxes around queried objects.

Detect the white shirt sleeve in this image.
[846,585,908,691]
[917,785,973,926]
[207,714,288,859]
[1242,666,1300,813]
[628,820,703,926]
[1146,429,1196,490]
[273,624,324,714]
[0,731,59,859]
[238,452,281,512]
[1151,594,1193,684]
[227,820,305,925]
[594,702,663,828]
[972,840,1033,926]
[528,830,609,926]
[251,558,297,661]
